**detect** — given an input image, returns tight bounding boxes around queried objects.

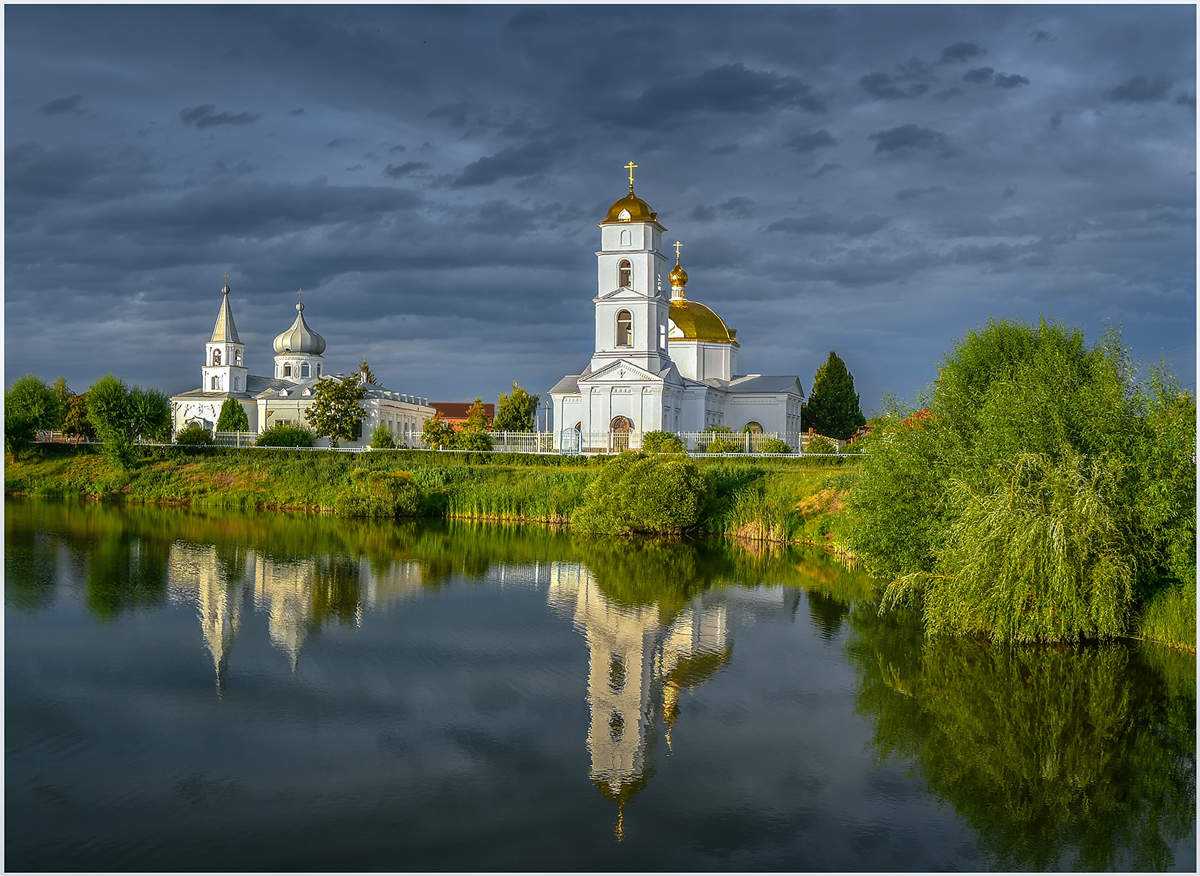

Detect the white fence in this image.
[212,431,259,447]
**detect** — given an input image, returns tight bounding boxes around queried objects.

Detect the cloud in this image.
[785,129,838,154]
[1104,74,1172,103]
[612,63,826,126]
[1049,110,1064,129]
[868,124,956,158]
[895,186,946,201]
[179,104,260,128]
[1032,30,1055,43]
[1175,92,1196,110]
[994,73,1030,89]
[452,135,572,187]
[963,67,994,84]
[1002,183,1017,198]
[766,212,889,236]
[41,94,84,115]
[327,138,353,148]
[383,161,428,178]
[811,162,842,178]
[287,107,305,116]
[932,87,963,102]
[939,41,986,64]
[389,143,407,153]
[859,72,907,100]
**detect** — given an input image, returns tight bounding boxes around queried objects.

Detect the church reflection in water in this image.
[163,541,797,837]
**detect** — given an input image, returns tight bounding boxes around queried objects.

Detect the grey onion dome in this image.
[272,296,326,355]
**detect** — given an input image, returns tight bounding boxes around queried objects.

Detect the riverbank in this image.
[4,444,855,548]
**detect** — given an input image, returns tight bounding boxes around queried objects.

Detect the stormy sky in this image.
[5,4,1195,414]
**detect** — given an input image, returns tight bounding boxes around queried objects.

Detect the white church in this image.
[550,165,805,450]
[170,282,435,446]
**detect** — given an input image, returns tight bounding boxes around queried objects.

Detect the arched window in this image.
[316,364,321,377]
[619,229,631,247]
[300,362,310,379]
[617,259,632,288]
[744,421,763,434]
[212,349,221,365]
[610,415,633,452]
[283,363,292,377]
[615,310,632,347]
[234,350,241,365]
[210,376,220,390]
[609,655,626,693]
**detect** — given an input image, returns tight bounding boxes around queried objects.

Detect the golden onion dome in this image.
[669,299,737,345]
[602,191,658,223]
[668,262,688,289]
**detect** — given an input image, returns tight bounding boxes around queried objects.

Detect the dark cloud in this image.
[766,213,890,237]
[327,138,353,148]
[868,124,956,158]
[1175,93,1196,110]
[895,186,946,201]
[785,129,838,154]
[179,104,260,128]
[993,73,1030,89]
[1104,74,1172,103]
[1002,183,1017,199]
[939,41,986,64]
[40,94,83,115]
[860,72,906,100]
[932,87,963,102]
[963,67,994,84]
[287,107,305,116]
[810,162,842,178]
[709,142,739,155]
[383,161,428,178]
[452,135,572,187]
[1049,110,1065,130]
[614,63,826,126]
[389,143,407,153]
[1032,30,1055,43]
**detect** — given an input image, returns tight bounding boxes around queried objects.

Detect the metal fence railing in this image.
[212,431,259,447]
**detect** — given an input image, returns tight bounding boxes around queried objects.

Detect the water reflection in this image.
[5,498,1195,870]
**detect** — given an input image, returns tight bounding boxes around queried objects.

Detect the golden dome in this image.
[602,191,658,223]
[668,263,688,288]
[669,299,737,345]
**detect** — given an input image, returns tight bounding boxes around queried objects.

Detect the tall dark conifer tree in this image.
[804,352,866,439]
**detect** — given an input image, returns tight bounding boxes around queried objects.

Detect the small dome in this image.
[602,192,658,223]
[669,263,688,288]
[669,299,737,344]
[272,297,326,355]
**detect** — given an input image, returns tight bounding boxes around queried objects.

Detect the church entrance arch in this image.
[610,416,633,452]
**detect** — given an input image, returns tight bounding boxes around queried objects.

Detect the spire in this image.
[210,275,241,344]
[669,241,689,300]
[624,160,638,194]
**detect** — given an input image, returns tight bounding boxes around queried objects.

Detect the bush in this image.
[757,437,792,454]
[4,410,37,458]
[642,430,685,454]
[806,435,839,455]
[572,453,707,534]
[257,424,316,447]
[216,398,250,432]
[175,425,213,446]
[333,469,425,518]
[370,424,396,449]
[847,318,1196,645]
[454,429,493,452]
[706,437,742,454]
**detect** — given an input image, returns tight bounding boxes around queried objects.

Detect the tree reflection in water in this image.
[847,604,1196,871]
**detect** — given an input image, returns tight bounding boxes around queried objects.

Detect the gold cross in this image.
[624,161,638,191]
[673,240,683,263]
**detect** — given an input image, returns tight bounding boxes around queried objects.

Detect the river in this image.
[5,497,1195,871]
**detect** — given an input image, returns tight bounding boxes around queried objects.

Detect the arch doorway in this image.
[610,416,633,452]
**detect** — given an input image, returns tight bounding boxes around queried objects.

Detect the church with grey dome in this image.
[170,284,434,446]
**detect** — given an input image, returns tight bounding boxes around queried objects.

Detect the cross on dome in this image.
[624,161,638,192]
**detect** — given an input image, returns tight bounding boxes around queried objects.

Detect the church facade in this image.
[170,282,435,446]
[549,167,805,450]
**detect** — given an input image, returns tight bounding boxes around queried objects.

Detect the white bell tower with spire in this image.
[202,277,248,394]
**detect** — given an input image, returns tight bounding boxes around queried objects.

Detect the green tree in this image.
[493,382,540,432]
[642,430,686,453]
[369,423,395,449]
[6,375,63,433]
[62,394,96,440]
[175,424,213,445]
[216,398,250,432]
[304,374,368,447]
[50,377,73,429]
[421,414,455,450]
[129,387,171,442]
[464,397,491,431]
[804,352,866,440]
[454,428,494,451]
[358,359,378,385]
[86,375,135,463]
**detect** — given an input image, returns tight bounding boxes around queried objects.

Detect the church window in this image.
[744,421,763,434]
[301,362,310,379]
[609,655,626,693]
[617,259,632,288]
[234,350,241,365]
[619,229,631,247]
[316,364,321,377]
[283,363,292,377]
[210,376,220,390]
[615,310,632,347]
[212,349,221,365]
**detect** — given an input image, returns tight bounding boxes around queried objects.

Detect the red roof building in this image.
[431,402,494,428]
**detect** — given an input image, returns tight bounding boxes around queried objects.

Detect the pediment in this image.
[596,286,657,303]
[582,359,664,384]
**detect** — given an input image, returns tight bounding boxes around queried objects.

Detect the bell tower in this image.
[202,277,248,394]
[590,162,671,374]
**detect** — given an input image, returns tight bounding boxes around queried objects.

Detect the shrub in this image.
[175,425,213,446]
[216,398,250,432]
[333,469,425,518]
[572,453,707,534]
[454,429,493,452]
[422,415,455,449]
[4,410,37,458]
[257,423,316,447]
[86,375,135,464]
[370,424,395,449]
[706,437,742,454]
[757,437,792,454]
[642,430,685,454]
[806,435,839,455]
